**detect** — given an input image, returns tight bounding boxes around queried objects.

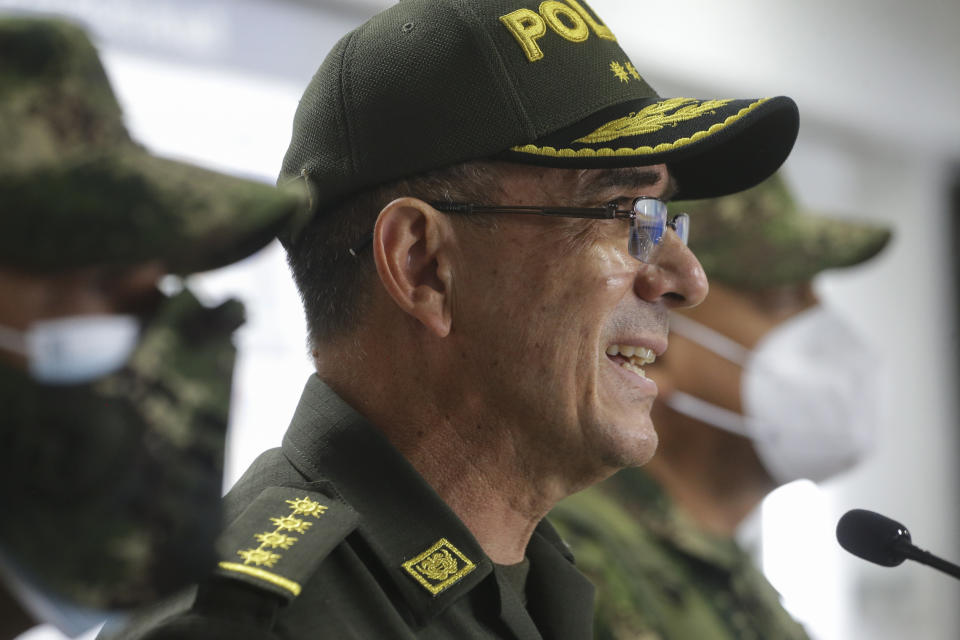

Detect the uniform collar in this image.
[525,519,595,638]
[280,376,593,634]
[280,375,491,623]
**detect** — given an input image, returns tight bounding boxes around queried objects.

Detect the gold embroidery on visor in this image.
[577,98,734,143]
[510,98,769,158]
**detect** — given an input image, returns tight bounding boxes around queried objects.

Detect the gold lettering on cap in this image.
[565,0,617,41]
[539,1,588,43]
[501,1,618,62]
[500,9,548,62]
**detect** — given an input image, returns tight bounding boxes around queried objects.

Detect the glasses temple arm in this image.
[431,203,623,220]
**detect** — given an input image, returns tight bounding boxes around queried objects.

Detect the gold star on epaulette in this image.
[255,531,298,549]
[238,548,282,567]
[286,496,328,518]
[271,515,313,533]
[217,488,359,601]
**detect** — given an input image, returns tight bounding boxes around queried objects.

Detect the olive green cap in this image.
[670,172,892,288]
[0,17,307,274]
[280,0,799,231]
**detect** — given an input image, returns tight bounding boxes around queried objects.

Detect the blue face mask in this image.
[0,315,139,384]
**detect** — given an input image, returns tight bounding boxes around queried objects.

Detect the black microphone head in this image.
[836,508,912,567]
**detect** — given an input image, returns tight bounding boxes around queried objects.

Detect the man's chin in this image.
[592,415,659,471]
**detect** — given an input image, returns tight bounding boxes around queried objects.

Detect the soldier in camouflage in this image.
[551,173,891,639]
[0,17,303,639]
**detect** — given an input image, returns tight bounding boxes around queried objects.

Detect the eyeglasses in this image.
[349,197,689,263]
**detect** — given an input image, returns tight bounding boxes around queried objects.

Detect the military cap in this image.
[280,0,799,230]
[0,17,305,273]
[670,172,892,288]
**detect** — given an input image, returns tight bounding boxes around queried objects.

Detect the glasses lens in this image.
[670,213,690,246]
[628,198,667,262]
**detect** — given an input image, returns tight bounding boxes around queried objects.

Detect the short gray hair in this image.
[285,160,505,346]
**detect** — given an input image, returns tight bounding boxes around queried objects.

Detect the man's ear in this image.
[372,197,454,338]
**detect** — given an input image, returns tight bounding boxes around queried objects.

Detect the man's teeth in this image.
[605,344,656,378]
[621,361,647,378]
[605,344,656,364]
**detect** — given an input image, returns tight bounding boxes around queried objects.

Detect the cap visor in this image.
[500,95,799,201]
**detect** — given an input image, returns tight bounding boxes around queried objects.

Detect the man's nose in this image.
[633,230,708,308]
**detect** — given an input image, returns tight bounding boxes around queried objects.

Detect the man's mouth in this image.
[605,344,656,379]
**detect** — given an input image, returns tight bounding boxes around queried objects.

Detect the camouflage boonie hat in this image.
[670,172,892,288]
[0,17,306,273]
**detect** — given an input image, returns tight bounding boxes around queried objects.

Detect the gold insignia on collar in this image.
[402,538,477,596]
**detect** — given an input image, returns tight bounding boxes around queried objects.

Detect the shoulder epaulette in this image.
[214,485,359,601]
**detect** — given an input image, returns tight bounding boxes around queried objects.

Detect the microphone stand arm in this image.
[893,538,960,580]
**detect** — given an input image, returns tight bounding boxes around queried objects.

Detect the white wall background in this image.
[3,1,957,639]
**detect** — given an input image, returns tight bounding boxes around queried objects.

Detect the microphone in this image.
[836,509,960,580]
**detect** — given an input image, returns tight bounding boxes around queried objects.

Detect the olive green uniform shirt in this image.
[101,376,594,639]
[550,469,811,640]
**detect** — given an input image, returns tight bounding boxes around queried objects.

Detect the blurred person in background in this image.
[550,172,892,640]
[0,16,303,639]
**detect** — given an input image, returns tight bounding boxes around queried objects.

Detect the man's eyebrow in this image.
[575,168,678,204]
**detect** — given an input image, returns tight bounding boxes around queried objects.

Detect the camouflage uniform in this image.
[0,289,244,610]
[0,16,304,636]
[551,469,810,640]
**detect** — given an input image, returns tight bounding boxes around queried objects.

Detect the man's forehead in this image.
[574,166,675,202]
[496,163,675,202]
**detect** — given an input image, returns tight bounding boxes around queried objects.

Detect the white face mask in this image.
[0,315,139,385]
[0,553,107,637]
[665,306,881,485]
